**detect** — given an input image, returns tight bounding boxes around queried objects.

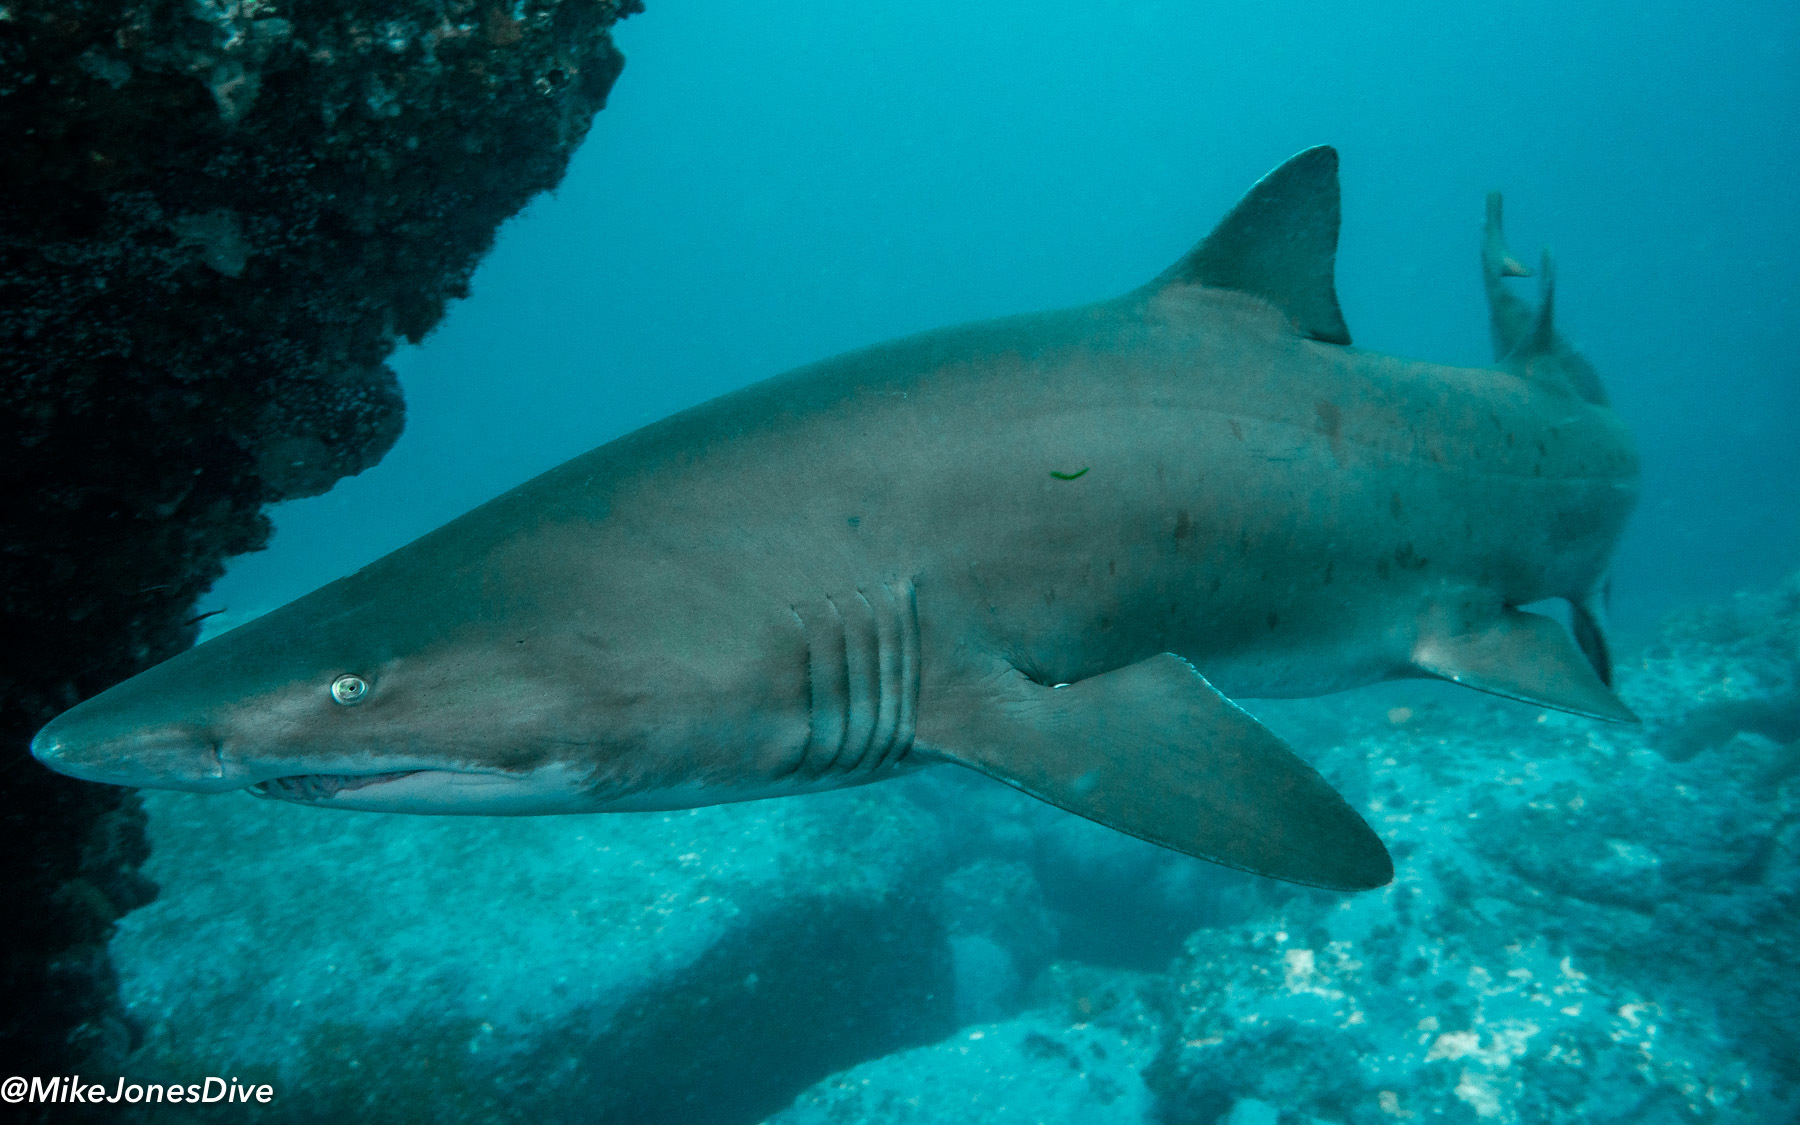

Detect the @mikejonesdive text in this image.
[3,1075,273,1105]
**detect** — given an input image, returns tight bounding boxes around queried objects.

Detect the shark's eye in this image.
[330,674,369,706]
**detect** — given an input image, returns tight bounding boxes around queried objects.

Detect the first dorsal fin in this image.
[1156,146,1353,345]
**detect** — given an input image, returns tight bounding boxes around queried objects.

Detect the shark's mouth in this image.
[240,763,600,814]
[250,771,422,802]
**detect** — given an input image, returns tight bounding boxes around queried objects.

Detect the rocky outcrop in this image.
[767,965,1166,1125]
[1,0,637,1092]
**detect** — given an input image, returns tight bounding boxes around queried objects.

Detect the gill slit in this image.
[787,579,919,780]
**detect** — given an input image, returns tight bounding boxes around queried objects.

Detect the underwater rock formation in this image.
[0,0,637,1089]
[768,965,1166,1125]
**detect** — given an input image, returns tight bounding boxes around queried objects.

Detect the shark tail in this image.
[1481,194,1627,693]
[1482,193,1609,406]
[1569,586,1615,688]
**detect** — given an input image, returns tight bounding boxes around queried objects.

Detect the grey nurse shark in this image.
[33,147,1638,892]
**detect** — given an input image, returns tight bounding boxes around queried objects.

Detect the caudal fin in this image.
[1482,193,1609,405]
[1569,588,1616,688]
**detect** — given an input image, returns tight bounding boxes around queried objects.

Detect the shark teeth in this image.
[250,771,421,802]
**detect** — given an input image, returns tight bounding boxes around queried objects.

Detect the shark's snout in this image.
[31,709,242,792]
[27,727,68,777]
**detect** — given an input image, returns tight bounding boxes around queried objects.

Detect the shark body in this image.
[32,148,1638,891]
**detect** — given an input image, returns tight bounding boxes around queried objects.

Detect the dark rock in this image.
[1,0,637,1093]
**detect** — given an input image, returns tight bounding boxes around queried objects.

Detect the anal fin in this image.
[1414,606,1635,722]
[917,653,1392,891]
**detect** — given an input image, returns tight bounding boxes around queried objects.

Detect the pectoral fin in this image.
[1414,607,1636,722]
[917,653,1392,891]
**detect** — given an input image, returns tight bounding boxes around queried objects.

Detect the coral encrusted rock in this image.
[1,0,637,1094]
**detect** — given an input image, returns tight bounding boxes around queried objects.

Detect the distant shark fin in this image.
[1530,249,1559,355]
[1482,193,1609,405]
[917,652,1392,891]
[1158,145,1353,346]
[1569,587,1615,687]
[1414,606,1636,722]
[1482,192,1537,360]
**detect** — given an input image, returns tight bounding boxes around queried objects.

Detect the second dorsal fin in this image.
[1156,145,1352,345]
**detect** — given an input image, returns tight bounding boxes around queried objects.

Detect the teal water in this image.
[128,4,1800,1122]
[204,0,1799,632]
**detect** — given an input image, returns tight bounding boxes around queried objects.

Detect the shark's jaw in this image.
[251,770,422,801]
[244,762,605,815]
[243,762,915,814]
[30,689,616,814]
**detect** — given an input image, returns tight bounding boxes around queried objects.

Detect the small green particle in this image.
[1049,467,1089,480]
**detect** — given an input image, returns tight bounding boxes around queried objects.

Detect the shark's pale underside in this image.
[33,147,1639,891]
